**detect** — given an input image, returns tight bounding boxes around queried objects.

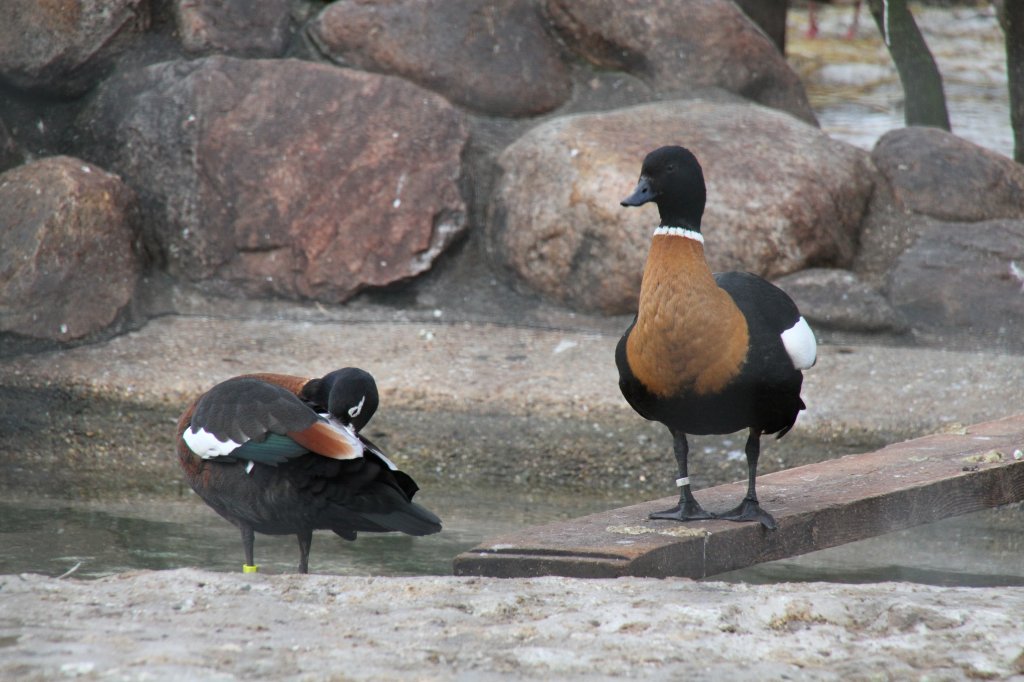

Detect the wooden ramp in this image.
[453,414,1024,579]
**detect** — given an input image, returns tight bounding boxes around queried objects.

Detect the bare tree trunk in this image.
[734,0,788,53]
[866,0,951,130]
[998,0,1024,163]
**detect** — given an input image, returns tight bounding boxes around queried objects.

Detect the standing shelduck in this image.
[176,367,442,573]
[616,146,816,529]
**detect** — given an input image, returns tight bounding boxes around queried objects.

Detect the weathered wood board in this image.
[453,414,1024,579]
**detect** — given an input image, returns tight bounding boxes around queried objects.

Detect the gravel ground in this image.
[2,316,1022,498]
[4,315,1022,442]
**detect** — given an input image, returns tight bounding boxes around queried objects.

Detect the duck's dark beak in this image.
[621,176,654,207]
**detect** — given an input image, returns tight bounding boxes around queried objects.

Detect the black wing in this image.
[187,377,320,464]
[714,271,802,338]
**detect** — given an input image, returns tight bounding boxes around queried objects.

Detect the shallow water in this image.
[788,4,1013,157]
[0,487,629,579]
[2,488,1022,586]
[720,501,1024,587]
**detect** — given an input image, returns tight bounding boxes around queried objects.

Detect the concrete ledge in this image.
[454,414,1024,578]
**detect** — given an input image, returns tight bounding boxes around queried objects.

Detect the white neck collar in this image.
[653,226,704,243]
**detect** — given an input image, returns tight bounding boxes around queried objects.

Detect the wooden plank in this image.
[453,414,1024,579]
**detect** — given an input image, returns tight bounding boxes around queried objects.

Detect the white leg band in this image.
[676,477,690,488]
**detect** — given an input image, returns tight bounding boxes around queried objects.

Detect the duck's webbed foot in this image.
[649,496,714,522]
[717,497,777,530]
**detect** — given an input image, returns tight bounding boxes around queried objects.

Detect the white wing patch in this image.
[364,442,399,471]
[183,426,244,459]
[781,316,817,370]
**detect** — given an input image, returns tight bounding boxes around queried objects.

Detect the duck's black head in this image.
[303,367,379,431]
[620,145,706,230]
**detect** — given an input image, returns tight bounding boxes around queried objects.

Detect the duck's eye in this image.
[348,395,366,419]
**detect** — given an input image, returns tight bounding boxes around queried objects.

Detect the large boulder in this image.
[0,157,141,342]
[0,0,149,96]
[78,57,469,303]
[857,127,1024,288]
[173,0,292,56]
[871,127,1024,223]
[887,219,1024,352]
[307,0,571,117]
[486,98,873,314]
[543,0,816,124]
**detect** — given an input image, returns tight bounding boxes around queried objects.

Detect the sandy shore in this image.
[2,569,1023,681]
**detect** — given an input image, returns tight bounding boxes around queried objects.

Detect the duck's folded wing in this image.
[183,377,362,465]
[715,271,817,371]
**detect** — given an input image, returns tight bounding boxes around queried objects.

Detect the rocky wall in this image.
[1,0,1022,351]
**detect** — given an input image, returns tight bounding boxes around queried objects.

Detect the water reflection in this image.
[0,486,629,579]
[719,501,1024,587]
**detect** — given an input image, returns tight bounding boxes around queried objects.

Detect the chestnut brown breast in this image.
[625,236,749,398]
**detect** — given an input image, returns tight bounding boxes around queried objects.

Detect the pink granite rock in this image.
[308,0,572,117]
[543,0,816,124]
[0,0,149,95]
[80,57,469,302]
[0,157,141,341]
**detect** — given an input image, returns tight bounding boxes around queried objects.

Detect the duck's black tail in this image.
[320,450,442,537]
[362,498,443,536]
[351,486,443,536]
